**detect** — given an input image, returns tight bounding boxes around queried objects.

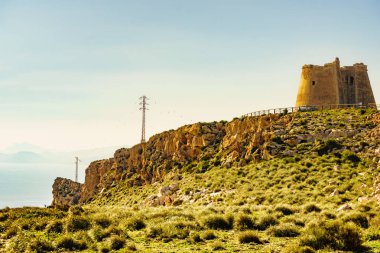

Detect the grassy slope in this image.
[1,109,380,252]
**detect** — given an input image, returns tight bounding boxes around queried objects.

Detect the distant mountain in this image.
[0,144,126,165]
[0,151,44,163]
[1,143,49,154]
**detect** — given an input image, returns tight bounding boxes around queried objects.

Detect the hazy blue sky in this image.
[0,0,379,151]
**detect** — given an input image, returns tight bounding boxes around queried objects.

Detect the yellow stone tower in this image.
[295,58,376,107]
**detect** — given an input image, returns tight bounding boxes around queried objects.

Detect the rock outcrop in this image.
[52,177,82,207]
[52,110,380,206]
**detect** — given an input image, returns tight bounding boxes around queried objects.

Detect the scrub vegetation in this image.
[1,109,379,252]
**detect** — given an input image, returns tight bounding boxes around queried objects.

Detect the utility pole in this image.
[139,95,149,143]
[75,156,81,182]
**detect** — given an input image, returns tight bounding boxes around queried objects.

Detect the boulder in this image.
[337,203,352,212]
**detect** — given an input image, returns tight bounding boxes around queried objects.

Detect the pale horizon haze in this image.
[1,0,379,152]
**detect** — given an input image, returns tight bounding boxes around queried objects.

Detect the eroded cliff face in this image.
[52,177,82,206]
[52,110,380,206]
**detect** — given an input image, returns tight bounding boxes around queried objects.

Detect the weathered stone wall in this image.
[296,58,376,107]
[296,59,340,107]
[352,63,376,106]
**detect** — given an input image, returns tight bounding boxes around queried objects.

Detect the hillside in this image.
[53,108,380,207]
[1,108,380,252]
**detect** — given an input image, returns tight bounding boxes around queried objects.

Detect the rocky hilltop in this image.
[52,109,380,207]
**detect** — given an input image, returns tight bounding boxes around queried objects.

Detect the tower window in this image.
[350,76,354,85]
[312,81,316,85]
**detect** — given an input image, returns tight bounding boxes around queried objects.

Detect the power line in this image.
[139,95,149,144]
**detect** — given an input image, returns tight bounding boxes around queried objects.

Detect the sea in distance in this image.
[0,163,79,208]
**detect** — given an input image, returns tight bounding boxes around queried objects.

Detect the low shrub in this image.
[238,230,262,244]
[365,228,380,241]
[29,237,54,252]
[343,212,369,228]
[90,226,105,242]
[342,151,361,163]
[304,203,321,213]
[234,214,255,230]
[109,235,126,250]
[322,211,336,220]
[66,216,91,232]
[56,236,87,251]
[202,215,233,230]
[5,226,18,238]
[46,220,63,233]
[126,217,146,230]
[275,205,294,215]
[211,241,225,250]
[282,244,315,253]
[301,220,363,251]
[147,226,163,238]
[0,213,9,222]
[90,226,122,242]
[255,214,278,231]
[68,205,84,215]
[268,223,300,237]
[316,139,342,155]
[202,230,217,240]
[190,232,203,243]
[94,215,112,228]
[34,219,48,231]
[126,242,137,251]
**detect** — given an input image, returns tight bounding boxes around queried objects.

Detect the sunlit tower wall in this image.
[295,57,376,107]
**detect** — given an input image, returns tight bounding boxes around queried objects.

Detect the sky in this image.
[0,0,379,151]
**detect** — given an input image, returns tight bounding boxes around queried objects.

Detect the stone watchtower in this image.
[295,57,376,107]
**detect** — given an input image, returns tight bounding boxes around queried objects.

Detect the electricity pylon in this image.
[75,156,81,182]
[139,95,149,143]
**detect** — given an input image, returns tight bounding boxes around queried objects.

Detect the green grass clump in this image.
[109,235,126,250]
[4,226,18,239]
[125,217,146,230]
[190,232,203,243]
[90,225,123,242]
[146,225,163,238]
[343,212,369,228]
[29,237,54,252]
[365,228,380,241]
[275,205,295,215]
[46,220,63,233]
[211,241,225,250]
[268,223,300,237]
[68,205,84,215]
[300,220,363,251]
[202,215,233,230]
[0,213,9,222]
[56,236,87,251]
[304,203,321,213]
[255,214,278,230]
[66,216,91,232]
[315,139,342,156]
[238,230,262,244]
[234,214,255,230]
[342,150,361,163]
[93,215,112,228]
[282,244,315,253]
[202,230,217,240]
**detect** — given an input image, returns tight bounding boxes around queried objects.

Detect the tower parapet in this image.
[295,58,376,107]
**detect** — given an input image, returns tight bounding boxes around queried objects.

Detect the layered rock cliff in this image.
[52,109,380,207]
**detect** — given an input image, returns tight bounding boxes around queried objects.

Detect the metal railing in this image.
[242,103,379,118]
